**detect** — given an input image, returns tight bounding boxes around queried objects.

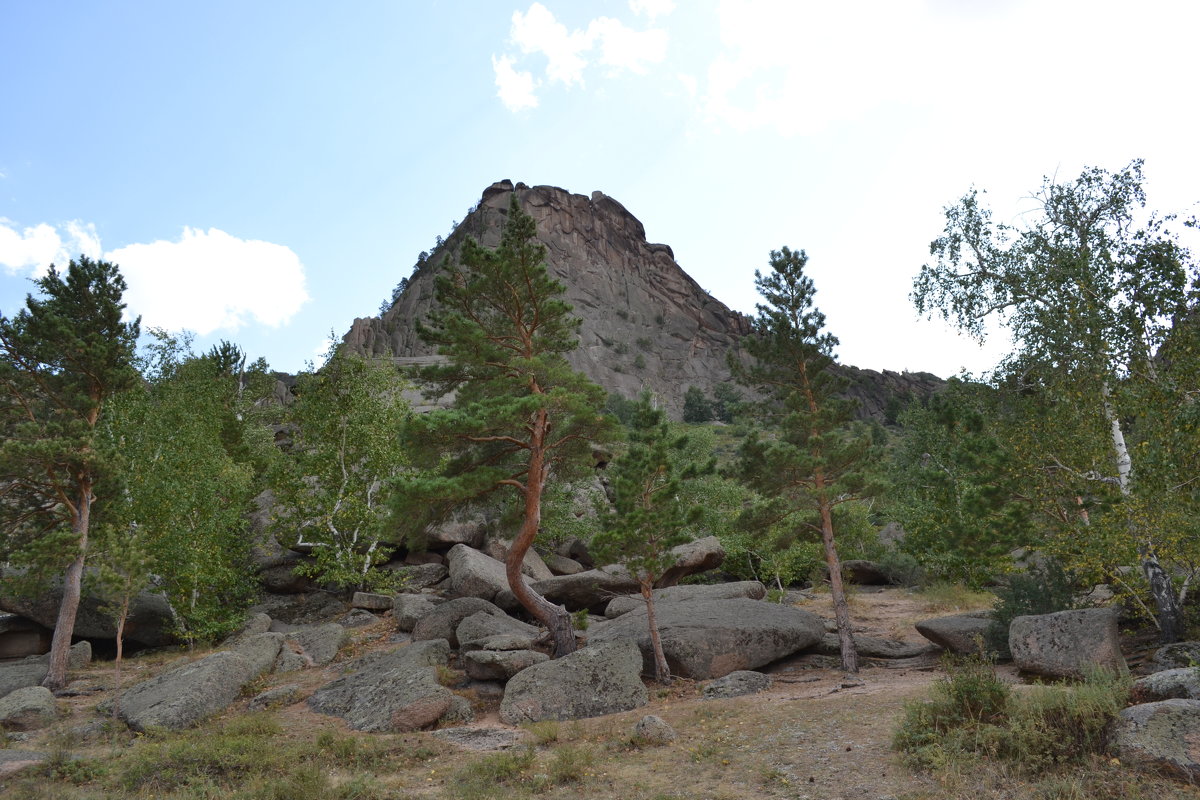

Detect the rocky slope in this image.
[344,180,941,420]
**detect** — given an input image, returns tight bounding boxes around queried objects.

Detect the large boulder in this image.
[1133,668,1200,702]
[914,611,993,654]
[412,597,507,648]
[385,563,449,591]
[497,566,640,613]
[1008,607,1126,678]
[481,539,555,582]
[0,614,51,659]
[307,640,458,731]
[0,574,177,647]
[604,581,767,618]
[0,662,49,697]
[816,633,938,659]
[0,686,57,730]
[655,536,725,587]
[456,611,541,652]
[423,515,487,549]
[1112,699,1200,780]
[545,554,585,576]
[500,640,648,723]
[446,544,514,602]
[118,651,257,731]
[588,598,824,679]
[702,670,771,699]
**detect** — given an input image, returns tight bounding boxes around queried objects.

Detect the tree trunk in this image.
[43,487,91,691]
[819,497,858,674]
[642,580,671,684]
[507,408,577,658]
[113,594,129,721]
[1101,381,1183,642]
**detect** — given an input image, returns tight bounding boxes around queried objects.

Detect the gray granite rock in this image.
[702,670,771,699]
[914,611,994,654]
[633,714,676,744]
[1112,699,1200,780]
[1009,607,1126,678]
[118,651,257,731]
[589,598,824,679]
[604,581,767,618]
[500,640,648,723]
[462,649,549,681]
[412,597,507,648]
[0,686,57,730]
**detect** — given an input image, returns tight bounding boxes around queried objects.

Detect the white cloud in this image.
[629,0,675,21]
[494,3,670,110]
[106,227,309,335]
[492,54,539,111]
[511,3,591,86]
[0,219,102,276]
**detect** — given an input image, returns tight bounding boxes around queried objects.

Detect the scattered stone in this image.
[914,611,993,654]
[432,726,527,751]
[1152,641,1200,671]
[118,651,257,731]
[273,641,312,673]
[1009,607,1126,679]
[633,714,677,744]
[440,694,475,726]
[456,611,540,652]
[351,592,393,611]
[462,649,549,681]
[248,683,303,712]
[1132,668,1200,702]
[655,536,725,587]
[393,594,440,632]
[604,581,767,619]
[0,686,57,730]
[702,670,771,699]
[340,608,378,628]
[1112,699,1200,780]
[588,598,825,679]
[307,640,455,732]
[500,640,648,724]
[412,597,507,648]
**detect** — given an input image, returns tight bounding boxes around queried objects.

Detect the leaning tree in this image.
[398,196,613,657]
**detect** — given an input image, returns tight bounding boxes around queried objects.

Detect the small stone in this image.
[633,714,676,745]
[351,592,393,611]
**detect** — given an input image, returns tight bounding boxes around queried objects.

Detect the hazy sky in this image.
[3,1,1198,377]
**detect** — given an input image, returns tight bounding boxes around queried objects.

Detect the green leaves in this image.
[270,348,410,592]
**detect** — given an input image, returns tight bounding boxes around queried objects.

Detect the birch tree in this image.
[913,160,1199,641]
[271,347,410,592]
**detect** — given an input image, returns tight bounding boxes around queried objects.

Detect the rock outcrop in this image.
[344,180,942,421]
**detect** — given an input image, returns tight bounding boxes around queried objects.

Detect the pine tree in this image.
[399,196,614,657]
[0,256,140,689]
[731,247,878,674]
[591,392,710,683]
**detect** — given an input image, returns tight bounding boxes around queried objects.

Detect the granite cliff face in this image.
[343,180,941,420]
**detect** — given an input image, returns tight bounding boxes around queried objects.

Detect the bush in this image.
[894,653,1129,773]
[987,560,1080,655]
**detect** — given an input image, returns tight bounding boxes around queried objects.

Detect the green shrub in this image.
[987,560,1080,655]
[894,654,1130,774]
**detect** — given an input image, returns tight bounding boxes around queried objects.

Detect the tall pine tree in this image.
[398,196,613,657]
[0,256,140,689]
[731,247,877,674]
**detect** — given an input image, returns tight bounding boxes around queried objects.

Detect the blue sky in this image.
[3,1,1198,377]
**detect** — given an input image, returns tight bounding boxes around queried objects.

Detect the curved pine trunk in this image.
[43,488,91,691]
[507,408,577,658]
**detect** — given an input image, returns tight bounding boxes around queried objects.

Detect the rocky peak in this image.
[343,181,941,421]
